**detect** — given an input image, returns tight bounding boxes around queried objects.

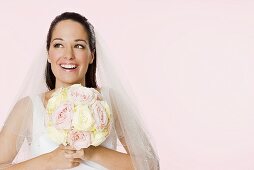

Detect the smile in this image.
[60,64,77,69]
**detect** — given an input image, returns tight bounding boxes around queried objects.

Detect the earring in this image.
[48,58,51,63]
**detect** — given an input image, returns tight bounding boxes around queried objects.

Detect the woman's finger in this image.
[72,158,82,163]
[64,145,76,150]
[64,153,73,159]
[70,150,85,159]
[64,153,83,161]
[64,149,76,154]
[72,162,80,167]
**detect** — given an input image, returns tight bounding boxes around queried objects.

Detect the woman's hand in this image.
[63,145,97,162]
[45,145,82,170]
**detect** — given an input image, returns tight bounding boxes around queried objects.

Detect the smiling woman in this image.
[0,12,159,170]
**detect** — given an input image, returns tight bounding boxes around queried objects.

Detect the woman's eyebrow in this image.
[75,39,88,44]
[51,38,88,44]
[51,38,63,42]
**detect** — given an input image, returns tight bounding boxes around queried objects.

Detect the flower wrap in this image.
[45,84,111,150]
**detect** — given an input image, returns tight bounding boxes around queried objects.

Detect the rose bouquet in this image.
[45,84,112,150]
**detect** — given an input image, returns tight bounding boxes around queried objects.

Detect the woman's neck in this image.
[55,80,85,89]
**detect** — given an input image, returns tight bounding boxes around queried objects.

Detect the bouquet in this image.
[45,84,112,150]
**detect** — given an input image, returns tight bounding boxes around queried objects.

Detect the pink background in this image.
[1,1,254,169]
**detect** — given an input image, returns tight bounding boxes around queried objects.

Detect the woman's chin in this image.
[57,78,84,86]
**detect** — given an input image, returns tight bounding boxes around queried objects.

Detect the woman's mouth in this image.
[60,64,78,71]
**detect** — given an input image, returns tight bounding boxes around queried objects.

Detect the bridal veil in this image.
[0,12,160,170]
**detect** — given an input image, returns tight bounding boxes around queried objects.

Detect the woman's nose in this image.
[64,46,74,60]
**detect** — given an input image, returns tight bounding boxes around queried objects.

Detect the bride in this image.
[0,12,159,170]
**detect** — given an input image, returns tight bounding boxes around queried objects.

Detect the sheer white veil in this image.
[0,15,159,170]
[0,47,48,169]
[96,31,159,169]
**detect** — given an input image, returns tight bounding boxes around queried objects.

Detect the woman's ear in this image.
[47,58,51,63]
[89,50,95,64]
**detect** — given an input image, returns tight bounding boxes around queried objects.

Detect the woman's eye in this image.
[75,44,85,49]
[54,43,63,48]
[53,43,63,48]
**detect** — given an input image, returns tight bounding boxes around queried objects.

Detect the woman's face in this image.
[48,19,94,88]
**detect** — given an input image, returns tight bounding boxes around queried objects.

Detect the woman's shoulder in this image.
[7,96,34,119]
[15,96,32,106]
[13,94,43,110]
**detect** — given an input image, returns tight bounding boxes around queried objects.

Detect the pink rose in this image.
[69,88,96,104]
[67,130,91,150]
[52,102,73,129]
[92,101,108,130]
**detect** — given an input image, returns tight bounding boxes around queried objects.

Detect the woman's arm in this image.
[4,146,81,170]
[86,146,134,170]
[65,145,134,170]
[4,153,51,170]
[0,97,32,165]
[67,117,134,170]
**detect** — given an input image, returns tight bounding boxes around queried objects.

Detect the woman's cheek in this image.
[49,49,65,60]
[76,49,90,58]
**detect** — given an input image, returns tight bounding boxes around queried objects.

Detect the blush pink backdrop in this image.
[1,1,254,169]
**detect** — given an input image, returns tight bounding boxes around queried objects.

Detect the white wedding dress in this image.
[17,95,118,170]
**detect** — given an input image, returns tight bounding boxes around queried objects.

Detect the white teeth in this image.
[60,64,77,69]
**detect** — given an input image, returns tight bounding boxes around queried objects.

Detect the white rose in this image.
[91,131,109,146]
[72,104,94,131]
[46,126,67,145]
